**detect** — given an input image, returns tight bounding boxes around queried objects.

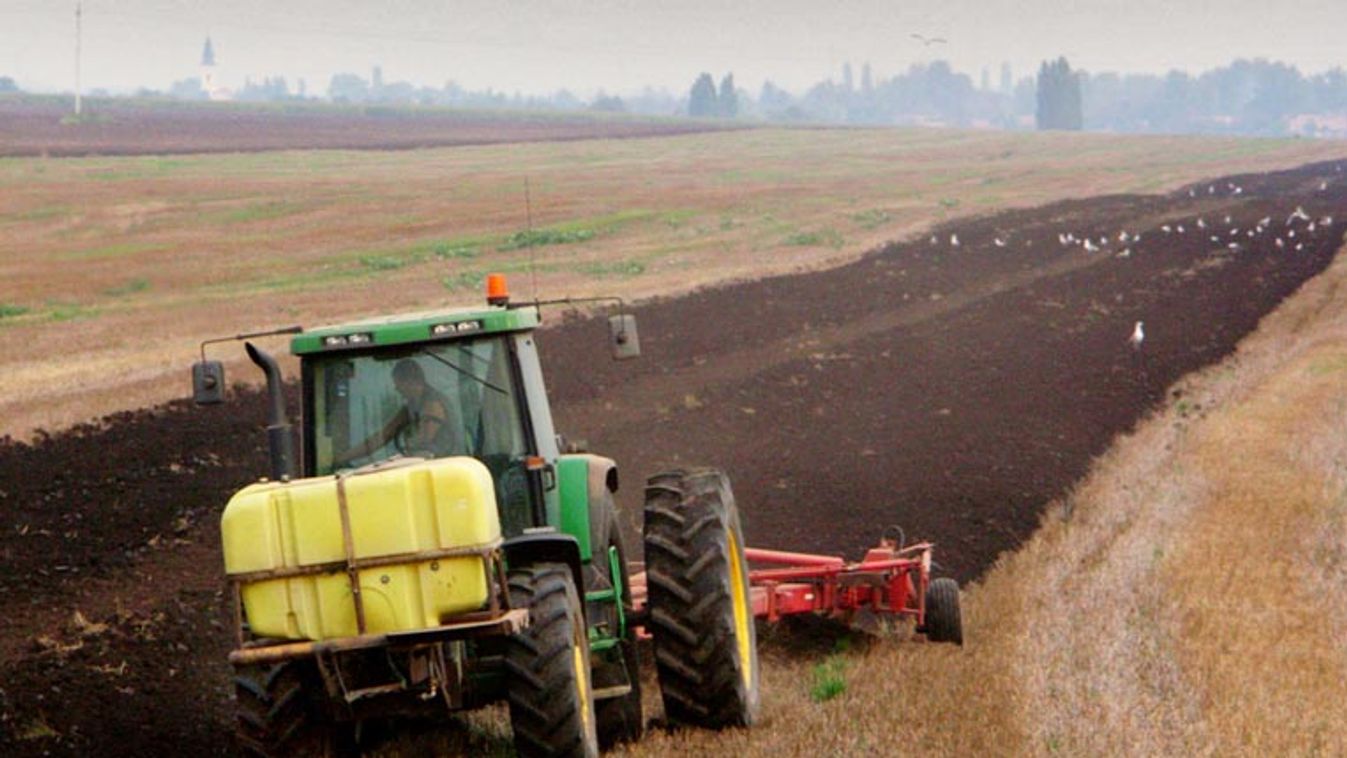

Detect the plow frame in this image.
[629,536,938,629]
[744,540,934,625]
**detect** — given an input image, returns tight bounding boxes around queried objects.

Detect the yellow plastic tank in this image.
[221,457,501,640]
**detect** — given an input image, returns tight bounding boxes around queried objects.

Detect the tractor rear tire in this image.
[505,563,600,758]
[233,659,356,758]
[587,506,645,749]
[643,469,760,729]
[924,577,963,645]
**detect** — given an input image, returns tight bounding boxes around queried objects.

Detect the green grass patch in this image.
[0,303,30,319]
[102,277,151,296]
[358,255,408,272]
[851,208,892,229]
[428,241,479,260]
[809,654,848,703]
[47,302,98,322]
[498,227,596,252]
[61,241,170,261]
[217,200,308,225]
[442,270,486,292]
[784,228,844,248]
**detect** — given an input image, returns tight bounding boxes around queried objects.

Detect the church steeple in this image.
[201,37,215,67]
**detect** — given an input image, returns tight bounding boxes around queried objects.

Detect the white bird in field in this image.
[1227,242,1241,251]
[1057,232,1067,245]
[1117,248,1132,258]
[1259,216,1271,227]
[1321,216,1334,226]
[1276,238,1285,248]
[1099,236,1108,246]
[1297,243,1305,251]
[1083,239,1099,252]
[1223,215,1232,224]
[993,237,1006,247]
[1208,185,1215,194]
[1129,321,1145,349]
[1320,180,1329,191]
[930,235,938,245]
[1177,224,1185,234]
[1118,230,1129,242]
[1247,230,1255,238]
[1230,228,1239,236]
[1289,229,1297,238]
[1211,235,1221,242]
[1188,188,1196,197]
[950,233,960,246]
[1162,224,1172,233]
[1288,206,1310,224]
[1234,186,1244,195]
[1197,218,1207,229]
[1310,222,1318,233]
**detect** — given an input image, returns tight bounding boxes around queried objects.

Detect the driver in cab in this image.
[335,359,457,465]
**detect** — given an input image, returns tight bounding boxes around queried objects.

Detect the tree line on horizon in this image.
[6,56,1347,138]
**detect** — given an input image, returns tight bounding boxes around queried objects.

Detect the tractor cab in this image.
[294,304,557,538]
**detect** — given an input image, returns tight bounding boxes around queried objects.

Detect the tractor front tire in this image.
[233,659,355,758]
[924,577,963,645]
[505,563,600,758]
[643,469,760,729]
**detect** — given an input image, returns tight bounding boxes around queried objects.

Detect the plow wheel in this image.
[586,496,645,748]
[505,563,600,758]
[643,468,760,729]
[924,577,963,645]
[233,659,356,758]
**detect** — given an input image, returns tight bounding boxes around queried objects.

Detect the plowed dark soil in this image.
[2,158,1345,755]
[0,98,729,157]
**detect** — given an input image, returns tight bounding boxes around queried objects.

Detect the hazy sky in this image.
[2,0,1346,96]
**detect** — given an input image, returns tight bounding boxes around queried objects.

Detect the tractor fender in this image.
[556,454,619,562]
[501,532,585,611]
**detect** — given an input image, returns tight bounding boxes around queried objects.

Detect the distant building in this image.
[200,37,230,101]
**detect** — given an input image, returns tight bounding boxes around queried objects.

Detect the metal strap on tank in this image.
[335,473,367,634]
[226,541,504,584]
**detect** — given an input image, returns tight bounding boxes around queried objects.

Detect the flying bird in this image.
[1129,321,1145,350]
[910,33,947,46]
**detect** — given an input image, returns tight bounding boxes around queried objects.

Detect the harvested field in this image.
[0,96,727,157]
[1,158,1345,755]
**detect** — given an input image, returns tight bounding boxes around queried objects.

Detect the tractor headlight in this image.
[432,320,483,336]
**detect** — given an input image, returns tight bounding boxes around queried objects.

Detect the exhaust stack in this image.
[245,342,296,481]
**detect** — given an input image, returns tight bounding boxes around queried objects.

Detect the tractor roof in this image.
[291,304,540,356]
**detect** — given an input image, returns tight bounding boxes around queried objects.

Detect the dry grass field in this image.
[3,127,1347,438]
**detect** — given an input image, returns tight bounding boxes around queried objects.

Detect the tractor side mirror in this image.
[609,314,640,360]
[192,360,225,405]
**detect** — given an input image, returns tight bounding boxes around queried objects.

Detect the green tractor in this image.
[193,275,759,756]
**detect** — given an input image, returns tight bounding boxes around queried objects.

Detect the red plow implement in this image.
[631,531,962,643]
